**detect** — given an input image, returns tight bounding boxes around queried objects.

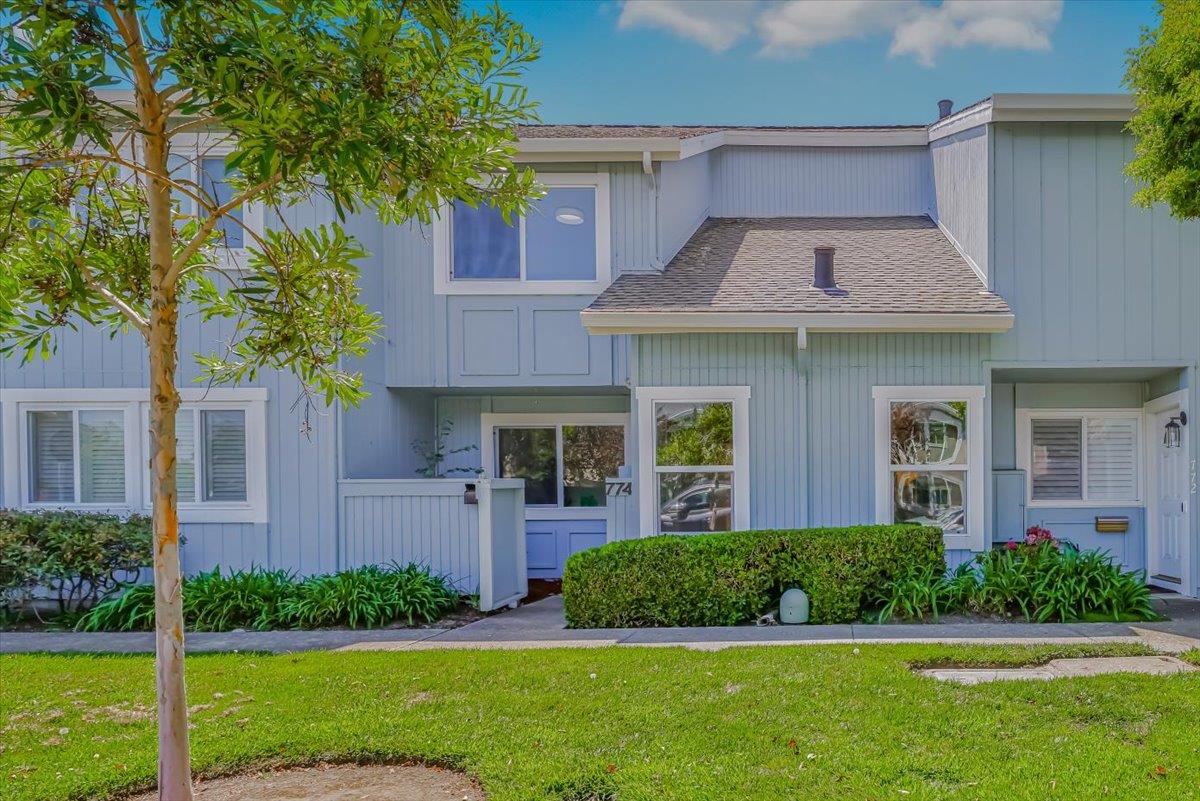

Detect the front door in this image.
[1149,407,1189,589]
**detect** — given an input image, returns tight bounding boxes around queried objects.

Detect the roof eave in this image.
[580,310,1016,339]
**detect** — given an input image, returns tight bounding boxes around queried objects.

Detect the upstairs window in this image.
[168,136,264,266]
[434,173,611,295]
[1017,410,1141,506]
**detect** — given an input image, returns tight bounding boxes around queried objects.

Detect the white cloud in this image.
[615,0,1064,67]
[617,0,758,53]
[890,1,1063,67]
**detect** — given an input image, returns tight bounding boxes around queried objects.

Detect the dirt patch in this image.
[127,763,484,801]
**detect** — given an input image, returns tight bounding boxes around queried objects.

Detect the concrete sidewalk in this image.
[2,595,1197,656]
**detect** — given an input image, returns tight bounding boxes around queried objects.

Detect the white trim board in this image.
[634,385,751,538]
[871,385,987,552]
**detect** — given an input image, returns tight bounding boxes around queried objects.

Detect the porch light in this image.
[1163,412,1188,449]
[554,206,585,225]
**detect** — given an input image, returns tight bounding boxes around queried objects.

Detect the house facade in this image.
[2,93,1197,599]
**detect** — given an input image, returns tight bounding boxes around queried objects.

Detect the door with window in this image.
[483,414,627,578]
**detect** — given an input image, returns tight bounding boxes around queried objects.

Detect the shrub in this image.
[562,525,945,627]
[280,563,459,628]
[0,510,152,617]
[872,528,1157,623]
[76,563,459,632]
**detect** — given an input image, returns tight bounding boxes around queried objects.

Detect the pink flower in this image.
[1023,525,1058,548]
[1005,540,1019,551]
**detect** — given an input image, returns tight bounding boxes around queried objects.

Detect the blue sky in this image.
[498,1,1159,126]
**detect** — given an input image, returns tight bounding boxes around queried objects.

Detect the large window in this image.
[168,135,264,267]
[483,414,627,513]
[636,387,750,536]
[434,173,611,295]
[1016,410,1141,505]
[873,386,985,550]
[3,389,267,523]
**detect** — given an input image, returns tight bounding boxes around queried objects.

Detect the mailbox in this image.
[1094,516,1129,534]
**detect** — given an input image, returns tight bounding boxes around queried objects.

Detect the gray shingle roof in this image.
[516,124,927,140]
[587,216,1011,316]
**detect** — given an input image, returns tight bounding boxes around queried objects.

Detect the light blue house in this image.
[2,93,1197,603]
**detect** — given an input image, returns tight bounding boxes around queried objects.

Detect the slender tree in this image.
[0,2,538,798]
[1124,0,1200,218]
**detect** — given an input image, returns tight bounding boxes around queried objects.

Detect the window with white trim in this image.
[2,389,268,523]
[433,173,611,295]
[168,135,264,267]
[872,386,986,550]
[1016,410,1141,505]
[481,414,627,511]
[635,387,751,536]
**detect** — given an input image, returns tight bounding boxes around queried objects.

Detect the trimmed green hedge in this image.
[562,525,945,627]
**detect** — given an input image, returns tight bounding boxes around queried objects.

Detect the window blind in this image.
[1030,418,1082,500]
[1085,418,1138,500]
[28,411,74,502]
[79,410,125,503]
[175,410,196,503]
[202,410,247,502]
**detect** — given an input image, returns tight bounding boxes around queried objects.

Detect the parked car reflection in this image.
[659,475,732,533]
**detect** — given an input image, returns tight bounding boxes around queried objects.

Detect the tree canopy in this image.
[1124,0,1200,219]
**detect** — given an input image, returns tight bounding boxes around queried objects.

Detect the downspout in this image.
[643,150,664,269]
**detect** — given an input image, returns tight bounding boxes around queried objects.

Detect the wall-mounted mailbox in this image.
[463,483,478,505]
[1095,516,1129,534]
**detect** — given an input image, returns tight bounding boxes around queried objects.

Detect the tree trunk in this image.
[143,123,194,801]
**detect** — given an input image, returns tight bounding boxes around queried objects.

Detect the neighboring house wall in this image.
[930,125,989,279]
[710,145,933,218]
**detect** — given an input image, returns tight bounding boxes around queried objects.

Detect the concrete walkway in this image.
[2,595,1197,656]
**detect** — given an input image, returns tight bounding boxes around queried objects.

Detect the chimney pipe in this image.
[937,99,954,120]
[813,247,836,290]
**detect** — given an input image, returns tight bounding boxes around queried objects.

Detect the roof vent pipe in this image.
[813,247,837,290]
[937,99,954,120]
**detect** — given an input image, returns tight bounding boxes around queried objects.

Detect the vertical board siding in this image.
[179,523,269,575]
[657,153,712,264]
[930,126,989,277]
[990,122,1200,364]
[711,146,933,218]
[341,489,480,593]
[636,333,807,530]
[805,333,990,528]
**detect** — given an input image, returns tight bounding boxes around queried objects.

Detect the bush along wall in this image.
[76,563,461,632]
[1,510,152,621]
[561,525,945,628]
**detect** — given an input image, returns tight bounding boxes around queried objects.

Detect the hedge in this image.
[562,525,945,627]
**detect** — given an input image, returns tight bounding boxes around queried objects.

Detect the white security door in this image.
[1150,408,1188,587]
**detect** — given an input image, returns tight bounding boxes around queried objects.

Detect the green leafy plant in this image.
[562,525,945,627]
[412,419,483,478]
[79,563,459,632]
[281,564,458,629]
[0,510,152,619]
[874,561,976,623]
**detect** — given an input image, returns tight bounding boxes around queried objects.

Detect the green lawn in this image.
[2,644,1198,801]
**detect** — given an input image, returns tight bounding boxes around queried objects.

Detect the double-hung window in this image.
[481,414,627,514]
[636,387,751,536]
[1016,410,1141,505]
[434,173,611,295]
[2,389,267,523]
[873,386,985,550]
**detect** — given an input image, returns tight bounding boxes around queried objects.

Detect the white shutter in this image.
[1086,418,1138,501]
[1030,418,1082,501]
[202,410,247,502]
[79,410,125,503]
[176,410,197,503]
[28,411,75,502]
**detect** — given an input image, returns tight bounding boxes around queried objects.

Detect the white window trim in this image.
[635,386,751,537]
[480,412,628,520]
[172,132,265,271]
[872,385,986,551]
[433,172,612,296]
[2,388,268,523]
[1015,408,1144,508]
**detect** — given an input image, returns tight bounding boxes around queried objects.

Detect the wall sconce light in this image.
[1164,411,1188,449]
